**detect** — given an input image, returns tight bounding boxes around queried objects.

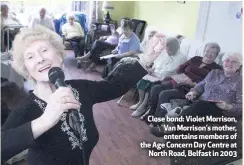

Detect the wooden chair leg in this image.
[133,89,139,101]
[117,87,138,106]
[117,95,125,106]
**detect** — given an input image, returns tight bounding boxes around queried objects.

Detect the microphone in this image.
[48,67,66,89]
[48,67,81,135]
[48,67,87,165]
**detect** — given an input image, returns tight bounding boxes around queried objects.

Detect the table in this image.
[92,21,117,40]
[2,24,25,52]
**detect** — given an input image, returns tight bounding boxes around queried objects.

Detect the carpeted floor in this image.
[16,51,169,165]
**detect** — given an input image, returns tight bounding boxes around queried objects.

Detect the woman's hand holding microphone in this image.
[31,87,81,139]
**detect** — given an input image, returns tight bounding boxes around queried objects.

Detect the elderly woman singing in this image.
[1,26,147,165]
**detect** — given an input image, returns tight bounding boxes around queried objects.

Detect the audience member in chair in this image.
[61,13,85,58]
[138,32,166,69]
[149,52,242,137]
[102,20,141,77]
[77,24,119,72]
[141,42,221,122]
[116,17,131,36]
[139,30,157,53]
[29,7,55,31]
[116,30,162,106]
[131,37,187,118]
[1,4,22,50]
[1,4,21,29]
[132,30,158,69]
[77,17,130,69]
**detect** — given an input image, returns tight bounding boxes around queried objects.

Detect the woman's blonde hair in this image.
[12,26,66,79]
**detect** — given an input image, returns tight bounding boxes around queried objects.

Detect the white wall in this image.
[196,1,242,53]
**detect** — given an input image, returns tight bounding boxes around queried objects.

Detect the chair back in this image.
[131,19,147,41]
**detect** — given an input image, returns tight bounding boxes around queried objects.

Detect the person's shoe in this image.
[166,107,182,118]
[129,103,141,111]
[149,122,175,137]
[149,125,165,137]
[77,61,82,69]
[85,63,96,72]
[77,55,89,62]
[160,103,172,113]
[131,107,147,118]
[64,42,70,49]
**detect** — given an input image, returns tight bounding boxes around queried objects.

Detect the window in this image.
[3,1,98,28]
[3,1,91,25]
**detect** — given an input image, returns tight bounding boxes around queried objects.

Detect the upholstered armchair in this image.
[54,13,92,53]
[131,19,147,41]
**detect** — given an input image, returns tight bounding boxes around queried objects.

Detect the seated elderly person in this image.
[141,42,222,123]
[138,32,166,68]
[150,52,242,137]
[77,24,119,71]
[116,31,164,106]
[131,37,187,118]
[102,20,141,77]
[139,30,157,53]
[29,7,55,31]
[116,17,131,36]
[77,18,132,71]
[1,4,22,51]
[61,13,85,58]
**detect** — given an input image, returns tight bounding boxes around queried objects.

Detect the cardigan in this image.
[177,56,221,83]
[152,50,187,78]
[193,69,242,119]
[2,60,147,165]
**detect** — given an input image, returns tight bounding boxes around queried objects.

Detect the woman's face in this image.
[122,27,132,37]
[202,46,218,64]
[148,32,156,40]
[68,17,75,25]
[223,55,240,74]
[39,8,46,19]
[24,40,63,82]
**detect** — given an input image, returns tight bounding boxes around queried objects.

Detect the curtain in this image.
[90,1,102,23]
[72,1,88,13]
[72,1,100,29]
[88,0,102,29]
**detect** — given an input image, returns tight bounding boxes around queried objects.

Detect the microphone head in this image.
[48,67,65,84]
